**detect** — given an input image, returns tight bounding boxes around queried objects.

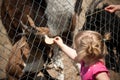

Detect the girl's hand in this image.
[104,5,120,13]
[53,36,64,47]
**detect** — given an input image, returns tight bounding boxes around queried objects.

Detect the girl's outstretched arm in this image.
[54,36,77,60]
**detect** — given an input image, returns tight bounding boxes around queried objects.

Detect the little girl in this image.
[53,30,110,80]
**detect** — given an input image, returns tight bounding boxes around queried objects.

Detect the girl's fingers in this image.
[55,37,59,40]
[54,36,60,40]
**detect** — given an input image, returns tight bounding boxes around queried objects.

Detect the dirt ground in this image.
[0,0,12,79]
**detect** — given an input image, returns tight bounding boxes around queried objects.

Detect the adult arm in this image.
[105,5,120,13]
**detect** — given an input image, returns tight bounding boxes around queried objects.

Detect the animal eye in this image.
[95,44,99,47]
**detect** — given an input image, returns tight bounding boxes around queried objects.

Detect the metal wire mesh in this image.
[0,0,120,80]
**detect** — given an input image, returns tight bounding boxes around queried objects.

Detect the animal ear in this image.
[103,32,111,41]
[27,15,50,35]
[20,15,50,36]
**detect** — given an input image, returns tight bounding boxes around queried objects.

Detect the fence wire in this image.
[0,0,120,80]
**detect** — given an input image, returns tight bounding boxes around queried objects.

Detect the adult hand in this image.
[104,5,120,13]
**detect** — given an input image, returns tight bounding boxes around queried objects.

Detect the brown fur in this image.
[1,0,47,44]
[6,36,45,79]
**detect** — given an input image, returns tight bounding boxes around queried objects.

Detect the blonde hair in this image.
[73,30,108,62]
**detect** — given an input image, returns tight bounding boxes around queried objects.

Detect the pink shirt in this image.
[80,61,109,80]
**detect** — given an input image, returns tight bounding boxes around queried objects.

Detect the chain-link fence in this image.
[0,0,120,80]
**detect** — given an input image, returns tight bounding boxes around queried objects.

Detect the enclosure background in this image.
[0,0,120,80]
